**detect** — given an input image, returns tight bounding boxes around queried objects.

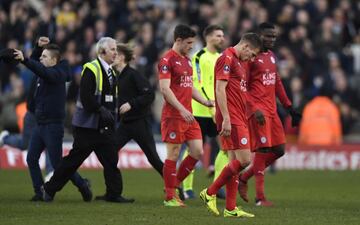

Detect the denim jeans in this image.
[4,111,53,173]
[26,123,85,196]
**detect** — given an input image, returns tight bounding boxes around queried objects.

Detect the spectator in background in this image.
[56,1,76,29]
[299,89,342,145]
[0,71,24,132]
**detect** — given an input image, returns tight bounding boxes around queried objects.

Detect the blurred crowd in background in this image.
[0,0,360,143]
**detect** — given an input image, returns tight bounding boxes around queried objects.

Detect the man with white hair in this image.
[42,37,132,203]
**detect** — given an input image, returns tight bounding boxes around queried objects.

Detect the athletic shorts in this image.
[161,118,202,144]
[219,124,250,151]
[195,117,218,138]
[248,114,285,151]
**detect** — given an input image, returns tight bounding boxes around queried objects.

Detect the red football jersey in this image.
[246,50,291,118]
[158,49,193,119]
[215,47,248,128]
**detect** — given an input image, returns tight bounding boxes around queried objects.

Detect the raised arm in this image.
[14,48,69,84]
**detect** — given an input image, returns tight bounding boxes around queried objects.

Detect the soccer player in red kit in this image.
[200,33,262,218]
[238,22,302,206]
[158,24,214,207]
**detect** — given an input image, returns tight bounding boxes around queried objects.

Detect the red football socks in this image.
[208,160,243,196]
[176,155,198,186]
[163,159,177,200]
[253,152,267,200]
[225,175,238,210]
[240,151,281,182]
[265,152,279,166]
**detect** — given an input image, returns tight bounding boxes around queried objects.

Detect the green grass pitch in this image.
[0,169,359,225]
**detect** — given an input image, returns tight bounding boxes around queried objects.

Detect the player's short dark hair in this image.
[43,43,61,63]
[203,24,224,39]
[258,22,275,33]
[240,32,262,49]
[116,43,134,63]
[174,24,196,41]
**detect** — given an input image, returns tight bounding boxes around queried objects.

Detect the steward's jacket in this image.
[72,58,117,130]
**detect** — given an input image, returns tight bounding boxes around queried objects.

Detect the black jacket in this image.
[78,58,117,129]
[22,45,72,124]
[26,76,37,113]
[117,64,154,122]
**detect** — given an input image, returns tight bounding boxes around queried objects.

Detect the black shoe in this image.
[78,179,93,202]
[108,196,135,203]
[176,186,185,201]
[94,195,106,201]
[30,194,43,202]
[96,195,135,203]
[40,185,53,202]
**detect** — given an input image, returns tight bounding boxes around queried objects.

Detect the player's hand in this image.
[119,102,131,114]
[180,108,195,123]
[287,107,302,127]
[38,37,50,47]
[204,100,215,107]
[98,106,115,126]
[13,49,24,61]
[254,110,265,126]
[219,118,231,137]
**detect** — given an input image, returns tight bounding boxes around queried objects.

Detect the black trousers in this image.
[195,117,219,166]
[117,117,163,177]
[44,127,122,198]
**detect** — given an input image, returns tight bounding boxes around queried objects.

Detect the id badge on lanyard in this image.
[105,95,113,102]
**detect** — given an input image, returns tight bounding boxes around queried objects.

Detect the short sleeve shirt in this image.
[215,47,248,127]
[158,49,193,119]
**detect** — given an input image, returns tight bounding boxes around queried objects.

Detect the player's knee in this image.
[189,148,203,160]
[167,149,180,160]
[167,151,179,161]
[241,159,251,168]
[237,158,251,168]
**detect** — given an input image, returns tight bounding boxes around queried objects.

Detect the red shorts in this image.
[219,124,250,151]
[161,118,202,144]
[248,114,285,151]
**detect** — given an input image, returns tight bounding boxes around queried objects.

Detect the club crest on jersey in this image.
[241,138,248,145]
[270,56,276,64]
[161,65,168,73]
[260,137,267,144]
[169,132,176,139]
[223,65,230,73]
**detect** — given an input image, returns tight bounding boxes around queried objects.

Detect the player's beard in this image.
[214,43,224,52]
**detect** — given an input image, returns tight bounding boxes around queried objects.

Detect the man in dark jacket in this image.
[95,43,163,202]
[13,37,91,201]
[41,37,132,203]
